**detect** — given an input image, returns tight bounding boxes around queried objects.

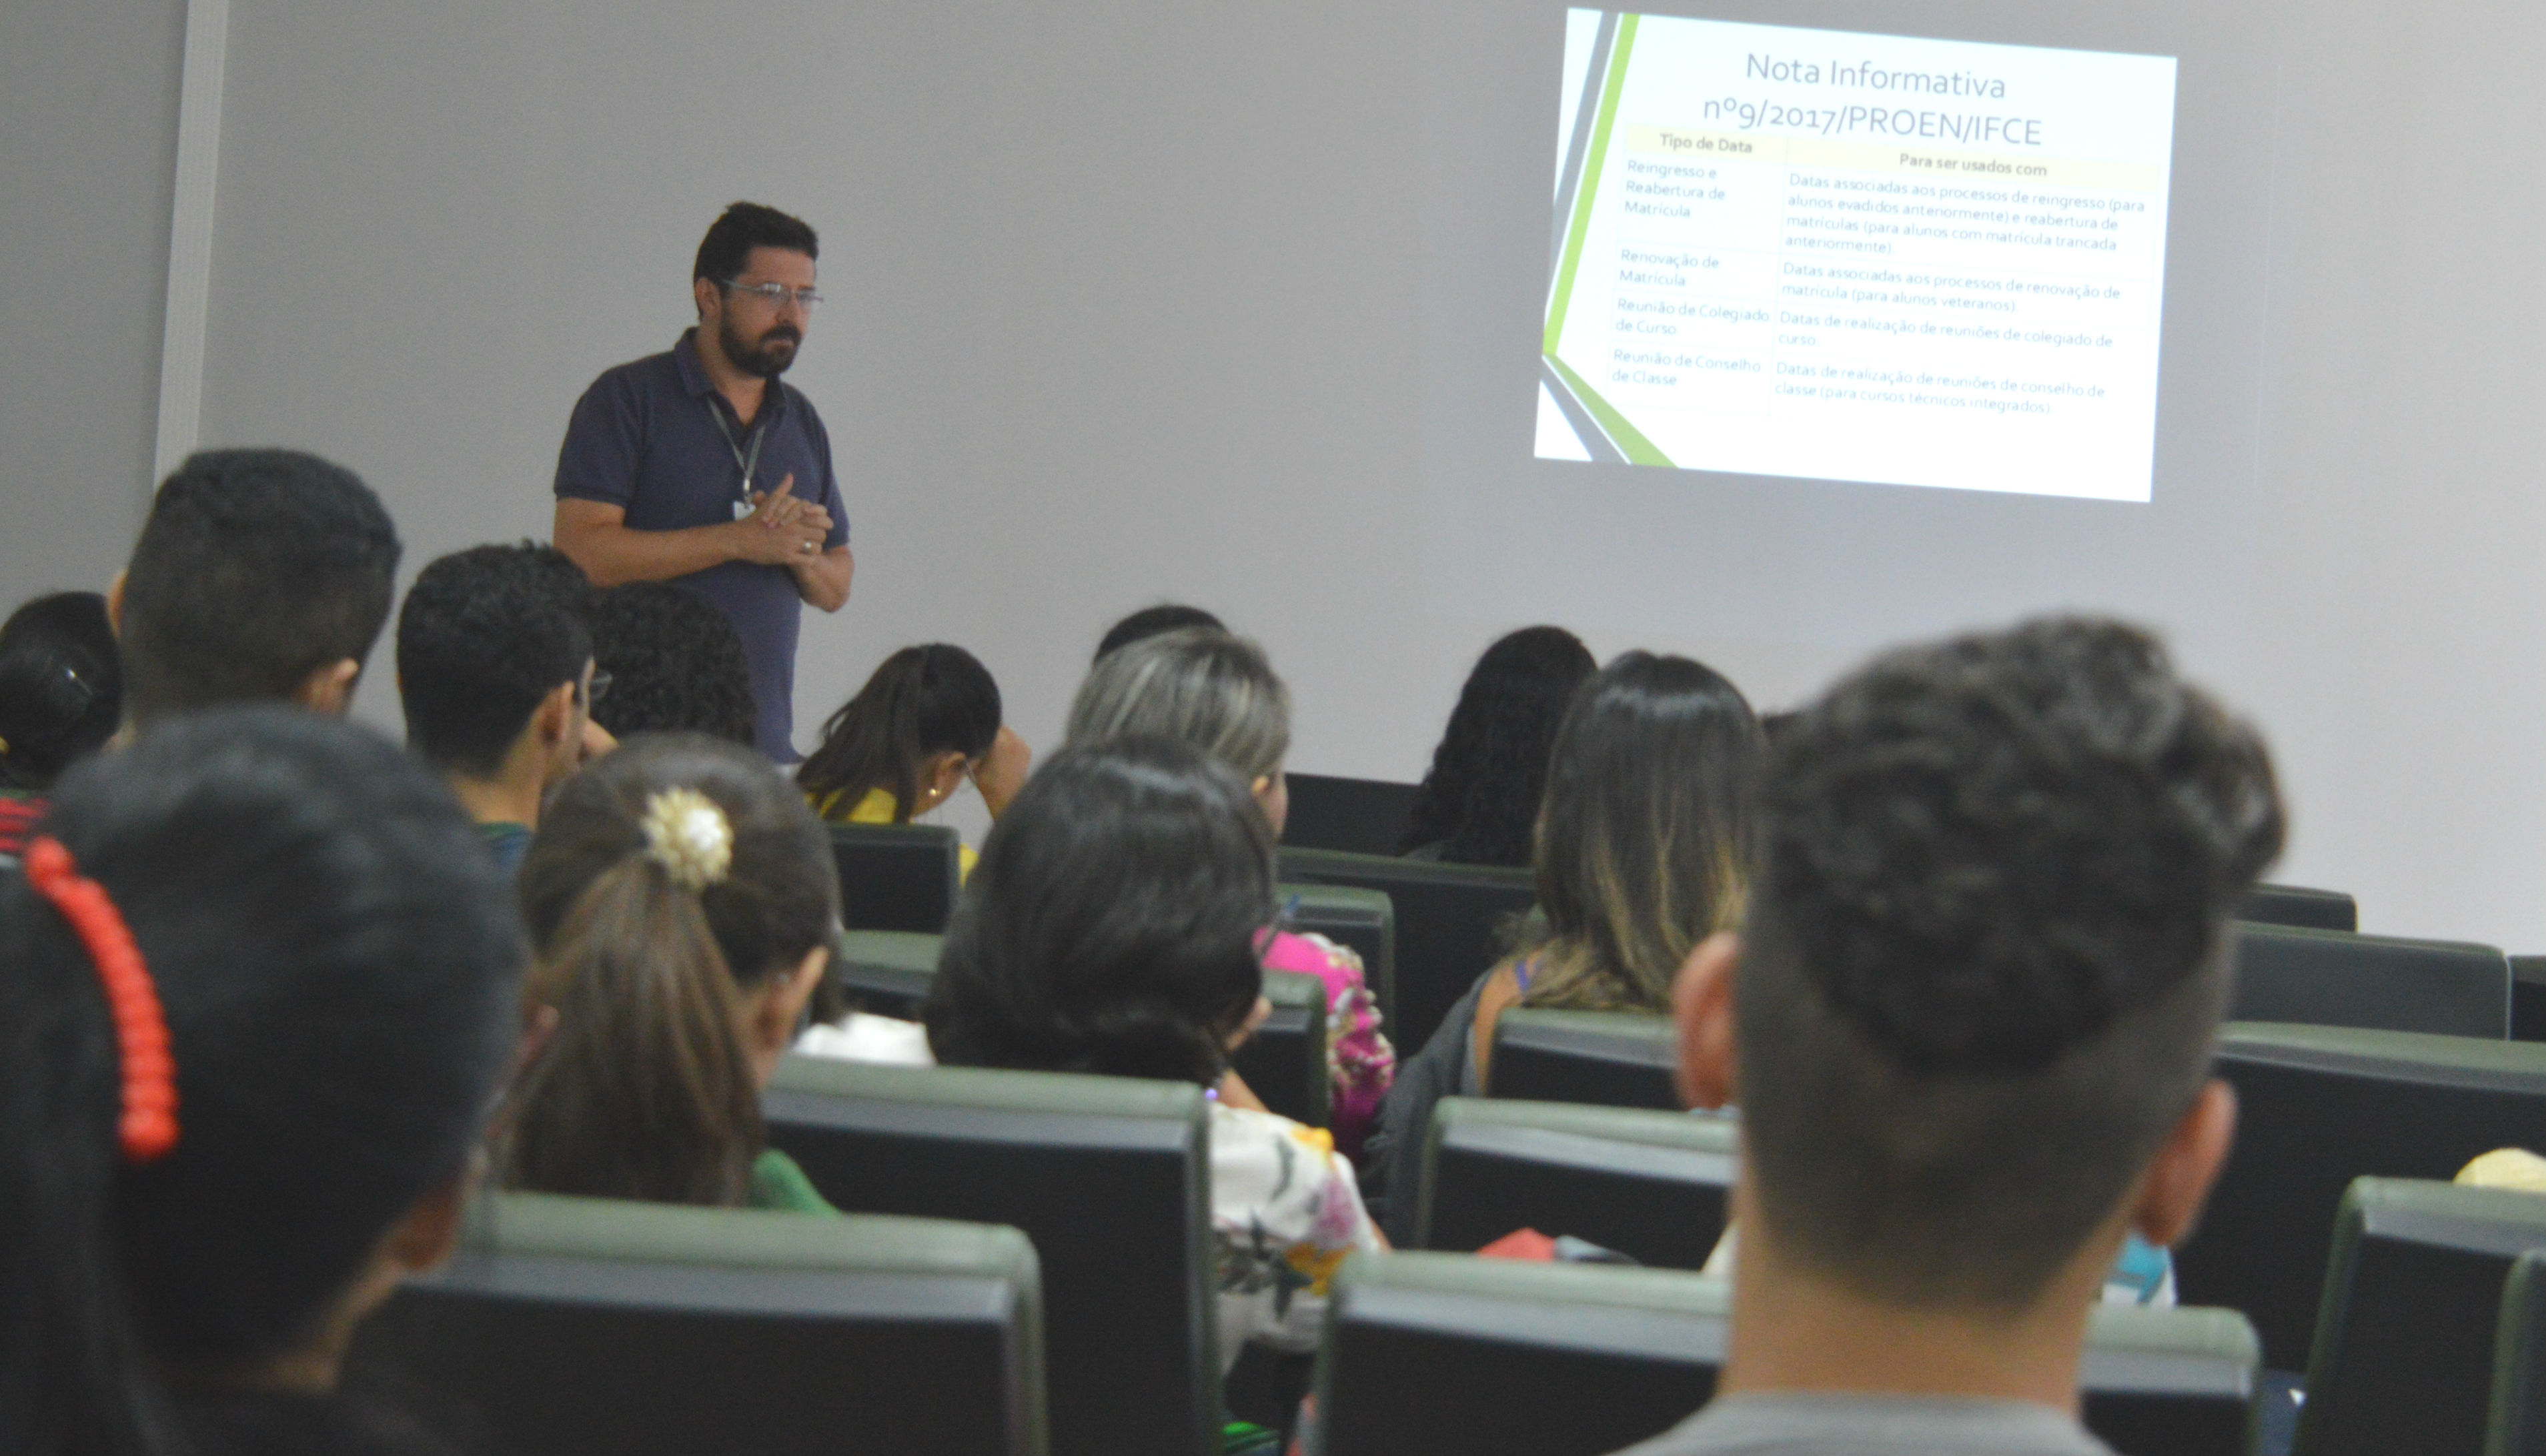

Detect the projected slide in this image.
[1539,11,2178,502]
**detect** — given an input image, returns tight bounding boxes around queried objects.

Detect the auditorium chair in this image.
[1280,881,1397,1029]
[1278,846,1536,1056]
[1489,1007,1682,1112]
[2485,1251,2546,1456]
[828,822,963,932]
[2231,923,2509,1038]
[1415,1096,1738,1269]
[349,1191,1047,1456]
[2513,957,2546,1044]
[2239,884,2360,932]
[1313,1253,2259,1456]
[2174,1024,2546,1371]
[762,1058,1216,1456]
[1281,772,1420,856]
[831,928,940,1017]
[2294,1178,2546,1456]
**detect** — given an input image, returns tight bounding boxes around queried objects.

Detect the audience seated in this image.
[111,448,401,732]
[502,733,845,1210]
[922,736,1386,1373]
[797,644,1030,876]
[1399,626,1597,866]
[0,706,525,1456]
[585,582,758,748]
[0,591,121,861]
[394,544,600,873]
[1095,602,1225,661]
[1617,618,2283,1456]
[1364,650,1758,1236]
[1068,628,1397,1158]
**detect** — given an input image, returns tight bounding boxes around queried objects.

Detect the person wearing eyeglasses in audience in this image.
[0,592,122,864]
[552,201,852,764]
[395,544,606,874]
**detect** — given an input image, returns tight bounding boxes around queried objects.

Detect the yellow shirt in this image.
[810,786,977,880]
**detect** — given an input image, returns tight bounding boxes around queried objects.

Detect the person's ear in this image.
[294,658,363,716]
[2132,1078,2239,1249]
[105,570,127,637]
[921,750,968,805]
[750,946,829,1057]
[533,680,578,748]
[1674,932,1742,1111]
[694,275,720,323]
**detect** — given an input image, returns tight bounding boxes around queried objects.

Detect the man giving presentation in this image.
[552,201,852,762]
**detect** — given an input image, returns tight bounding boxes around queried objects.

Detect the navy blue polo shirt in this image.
[553,329,848,761]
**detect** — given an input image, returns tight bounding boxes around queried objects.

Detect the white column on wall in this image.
[151,0,229,484]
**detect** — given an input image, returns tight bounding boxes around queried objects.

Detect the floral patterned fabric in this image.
[1259,930,1395,1161]
[1209,1104,1384,1371]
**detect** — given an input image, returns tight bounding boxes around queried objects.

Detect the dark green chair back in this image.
[1312,1253,2259,1456]
[2232,924,2509,1038]
[832,928,940,1016]
[2485,1250,2546,1456]
[1278,846,1535,1057]
[829,822,962,932]
[1283,772,1419,856]
[764,1059,1215,1456]
[2240,884,2359,932]
[1280,881,1396,1031]
[2176,1025,2546,1369]
[1415,1097,1736,1269]
[350,1191,1047,1456]
[2511,958,2546,1044]
[1490,1008,1680,1112]
[2297,1178,2546,1456]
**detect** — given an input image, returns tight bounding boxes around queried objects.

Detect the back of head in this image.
[1095,603,1225,663]
[926,736,1272,1084]
[0,592,122,790]
[586,583,756,748]
[1066,627,1289,784]
[1525,650,1760,1011]
[1738,616,2284,1310]
[1401,626,1597,865]
[396,544,594,778]
[692,201,819,284]
[506,733,838,1205]
[119,450,401,729]
[0,706,523,1456]
[797,644,1001,815]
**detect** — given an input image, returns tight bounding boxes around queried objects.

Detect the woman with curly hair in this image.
[1398,626,1596,866]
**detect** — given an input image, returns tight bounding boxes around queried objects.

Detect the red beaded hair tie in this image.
[23,836,180,1163]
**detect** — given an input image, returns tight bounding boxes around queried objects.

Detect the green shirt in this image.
[478,820,534,875]
[747,1147,840,1214]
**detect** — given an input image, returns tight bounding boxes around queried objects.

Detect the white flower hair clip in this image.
[641,787,733,891]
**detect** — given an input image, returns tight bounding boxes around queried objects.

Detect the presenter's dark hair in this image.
[694,201,819,285]
[1096,603,1225,662]
[397,544,594,778]
[1401,626,1598,866]
[1515,650,1760,1012]
[505,734,838,1206]
[0,592,122,790]
[118,449,401,730]
[1737,617,2284,1310]
[798,645,1001,822]
[0,707,524,1456]
[586,583,756,748]
[926,737,1273,1087]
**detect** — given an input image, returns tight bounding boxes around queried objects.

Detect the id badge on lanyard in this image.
[713,403,769,521]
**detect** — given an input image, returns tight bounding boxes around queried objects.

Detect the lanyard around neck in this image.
[708,394,771,504]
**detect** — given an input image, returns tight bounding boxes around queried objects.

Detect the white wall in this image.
[0,0,187,598]
[35,0,2546,948]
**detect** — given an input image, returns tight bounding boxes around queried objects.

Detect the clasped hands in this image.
[733,473,832,565]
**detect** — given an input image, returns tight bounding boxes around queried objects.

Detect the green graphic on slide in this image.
[1547,353,1674,467]
[1543,12,1636,357]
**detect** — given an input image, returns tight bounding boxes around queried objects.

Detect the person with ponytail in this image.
[504,732,852,1211]
[0,706,527,1456]
[796,644,1030,878]
[926,736,1385,1380]
[0,591,123,861]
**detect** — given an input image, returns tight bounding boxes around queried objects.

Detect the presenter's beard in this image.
[718,319,800,380]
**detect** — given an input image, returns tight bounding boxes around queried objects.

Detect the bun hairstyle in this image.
[0,707,524,1456]
[924,736,1273,1086]
[506,734,839,1207]
[797,644,1002,820]
[0,592,123,791]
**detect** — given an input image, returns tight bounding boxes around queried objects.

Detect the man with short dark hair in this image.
[111,448,402,732]
[1624,618,2285,1456]
[396,544,597,872]
[551,201,852,764]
